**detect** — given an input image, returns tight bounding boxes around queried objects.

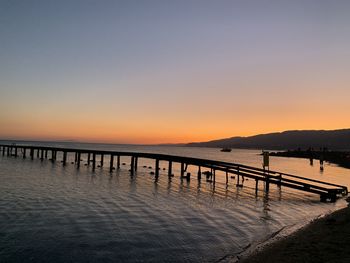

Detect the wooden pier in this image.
[0,144,348,202]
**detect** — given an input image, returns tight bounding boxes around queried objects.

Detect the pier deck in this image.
[0,144,347,202]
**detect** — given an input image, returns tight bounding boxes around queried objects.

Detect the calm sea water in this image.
[1,141,349,262]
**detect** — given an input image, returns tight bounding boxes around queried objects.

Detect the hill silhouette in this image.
[186,129,350,150]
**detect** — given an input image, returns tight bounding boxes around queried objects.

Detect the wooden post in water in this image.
[265,175,270,192]
[109,155,114,173]
[74,152,78,163]
[2,146,5,156]
[87,153,91,165]
[255,179,259,194]
[117,156,120,169]
[30,148,34,160]
[278,173,282,187]
[7,147,10,156]
[131,156,134,169]
[236,167,240,186]
[45,150,48,159]
[263,152,270,192]
[40,149,44,161]
[63,151,67,166]
[130,156,135,175]
[180,162,184,177]
[100,154,104,167]
[155,159,159,178]
[168,161,172,177]
[14,147,18,157]
[197,166,201,180]
[36,149,40,158]
[134,157,138,171]
[77,152,81,168]
[23,148,26,159]
[225,169,228,185]
[213,169,216,184]
[92,153,96,170]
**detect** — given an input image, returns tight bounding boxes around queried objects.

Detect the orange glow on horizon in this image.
[1,111,349,144]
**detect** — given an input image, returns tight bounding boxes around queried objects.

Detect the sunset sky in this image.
[1,0,350,144]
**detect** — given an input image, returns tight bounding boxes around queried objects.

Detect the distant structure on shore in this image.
[270,149,350,169]
[220,148,232,152]
[187,129,350,150]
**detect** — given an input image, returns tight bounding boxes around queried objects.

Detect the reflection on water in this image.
[0,143,349,262]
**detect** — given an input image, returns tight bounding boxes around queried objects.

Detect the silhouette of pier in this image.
[0,144,347,202]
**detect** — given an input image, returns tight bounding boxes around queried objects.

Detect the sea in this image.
[1,141,350,262]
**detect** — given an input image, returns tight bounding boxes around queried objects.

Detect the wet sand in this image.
[239,199,350,263]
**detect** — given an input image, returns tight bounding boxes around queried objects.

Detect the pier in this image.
[0,144,347,202]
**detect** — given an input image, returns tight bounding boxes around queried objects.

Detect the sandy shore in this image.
[238,199,350,263]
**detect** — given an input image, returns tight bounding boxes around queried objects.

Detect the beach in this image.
[239,198,350,263]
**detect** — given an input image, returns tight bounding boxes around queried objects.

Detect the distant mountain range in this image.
[186,129,350,150]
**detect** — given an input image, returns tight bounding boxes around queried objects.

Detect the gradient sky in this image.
[1,0,350,144]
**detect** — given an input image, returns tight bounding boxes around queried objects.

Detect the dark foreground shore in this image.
[239,199,350,263]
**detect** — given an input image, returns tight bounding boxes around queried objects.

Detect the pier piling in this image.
[92,153,96,170]
[109,155,114,173]
[100,154,104,167]
[63,151,67,166]
[265,177,270,192]
[134,157,138,171]
[180,162,184,177]
[77,152,81,168]
[155,159,159,178]
[168,161,172,177]
[117,155,120,169]
[130,156,135,175]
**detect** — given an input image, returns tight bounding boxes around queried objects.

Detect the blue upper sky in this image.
[1,0,350,143]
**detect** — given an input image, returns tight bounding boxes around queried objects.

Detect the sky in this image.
[1,0,350,144]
